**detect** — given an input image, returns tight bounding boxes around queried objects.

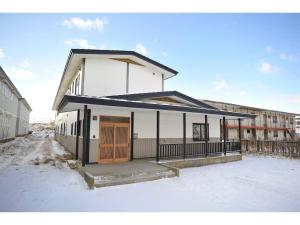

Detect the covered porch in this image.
[57,94,254,166]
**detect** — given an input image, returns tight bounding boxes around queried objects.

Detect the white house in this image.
[0,66,32,142]
[53,49,255,166]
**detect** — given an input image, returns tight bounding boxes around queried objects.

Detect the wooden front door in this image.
[99,116,130,163]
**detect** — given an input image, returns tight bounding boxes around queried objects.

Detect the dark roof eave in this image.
[58,95,256,119]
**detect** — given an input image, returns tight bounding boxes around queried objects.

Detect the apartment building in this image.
[296,116,300,137]
[0,66,32,142]
[203,100,298,141]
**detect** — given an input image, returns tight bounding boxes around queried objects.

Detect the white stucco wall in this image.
[84,58,127,97]
[128,63,163,94]
[83,58,164,98]
[57,107,221,140]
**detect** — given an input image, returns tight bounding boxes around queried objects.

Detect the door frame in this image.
[98,115,130,163]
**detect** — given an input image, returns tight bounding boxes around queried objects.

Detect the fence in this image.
[241,140,300,157]
[159,141,241,160]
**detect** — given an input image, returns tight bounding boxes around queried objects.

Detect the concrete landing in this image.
[75,160,176,188]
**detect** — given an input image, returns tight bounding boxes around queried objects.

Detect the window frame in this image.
[192,123,209,142]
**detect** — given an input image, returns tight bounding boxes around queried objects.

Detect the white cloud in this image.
[258,60,275,74]
[135,43,148,56]
[266,46,272,53]
[19,60,30,68]
[0,48,4,58]
[63,17,108,32]
[279,53,297,62]
[161,51,167,57]
[10,68,35,80]
[213,75,229,91]
[65,39,96,49]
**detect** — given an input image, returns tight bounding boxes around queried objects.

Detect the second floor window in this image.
[272,116,277,123]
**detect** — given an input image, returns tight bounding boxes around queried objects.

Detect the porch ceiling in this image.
[58,95,256,119]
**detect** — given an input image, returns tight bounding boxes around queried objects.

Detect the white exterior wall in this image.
[84,58,127,97]
[83,58,163,98]
[17,101,31,135]
[55,108,221,140]
[0,79,20,140]
[128,63,163,94]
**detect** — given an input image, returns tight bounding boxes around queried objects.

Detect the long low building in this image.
[0,66,32,142]
[202,99,299,141]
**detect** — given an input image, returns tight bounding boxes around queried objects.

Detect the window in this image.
[193,123,209,141]
[273,130,278,138]
[272,116,277,123]
[290,118,294,125]
[71,123,73,136]
[247,129,251,134]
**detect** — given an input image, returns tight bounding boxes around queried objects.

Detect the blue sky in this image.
[0,14,299,120]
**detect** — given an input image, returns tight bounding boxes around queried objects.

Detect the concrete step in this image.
[94,169,176,188]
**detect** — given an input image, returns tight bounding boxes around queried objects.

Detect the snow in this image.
[0,131,300,211]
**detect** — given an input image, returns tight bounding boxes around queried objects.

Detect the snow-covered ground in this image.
[0,131,300,212]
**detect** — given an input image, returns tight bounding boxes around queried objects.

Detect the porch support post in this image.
[238,118,242,153]
[156,111,160,162]
[183,113,186,159]
[82,105,90,166]
[223,116,226,155]
[82,105,87,166]
[130,112,134,161]
[75,109,80,160]
[205,115,208,157]
[86,109,91,164]
[219,119,222,141]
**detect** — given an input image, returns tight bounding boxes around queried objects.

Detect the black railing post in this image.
[223,116,226,155]
[156,111,160,162]
[130,112,134,161]
[183,113,186,159]
[205,115,208,157]
[238,118,242,153]
[75,109,80,160]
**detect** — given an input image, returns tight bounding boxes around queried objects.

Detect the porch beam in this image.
[223,116,226,155]
[205,115,208,157]
[75,109,80,160]
[156,111,160,162]
[183,113,186,159]
[130,112,134,161]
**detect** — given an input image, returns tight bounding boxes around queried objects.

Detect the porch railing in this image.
[159,141,241,160]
